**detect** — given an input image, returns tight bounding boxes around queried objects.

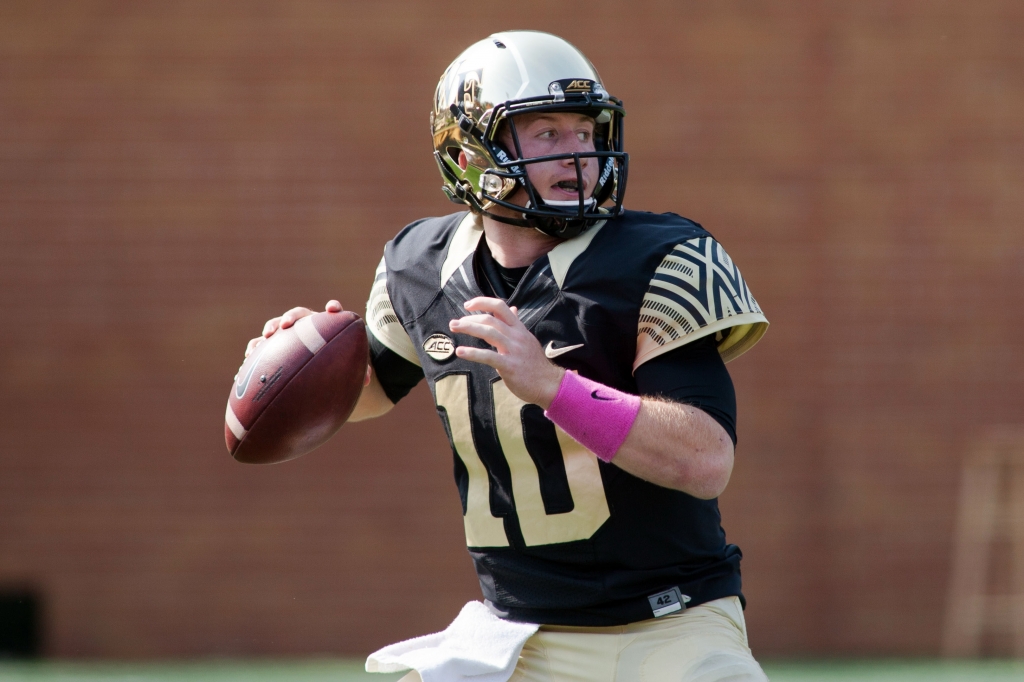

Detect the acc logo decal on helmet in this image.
[562,79,593,93]
[423,333,456,361]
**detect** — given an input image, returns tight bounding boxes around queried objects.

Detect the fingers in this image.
[452,297,525,350]
[450,298,529,370]
[454,345,502,369]
[449,315,511,353]
[464,297,519,327]
[248,300,341,360]
[244,336,263,358]
[264,301,342,337]
[449,298,564,406]
[278,306,314,330]
[262,316,282,337]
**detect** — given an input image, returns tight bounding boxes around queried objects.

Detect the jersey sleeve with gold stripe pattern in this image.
[635,237,768,371]
[365,255,421,367]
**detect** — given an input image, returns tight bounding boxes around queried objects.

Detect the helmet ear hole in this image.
[445,146,461,165]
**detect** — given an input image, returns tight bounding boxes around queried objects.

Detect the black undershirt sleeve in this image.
[368,332,425,404]
[633,335,738,445]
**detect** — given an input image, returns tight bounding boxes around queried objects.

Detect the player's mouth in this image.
[552,179,585,197]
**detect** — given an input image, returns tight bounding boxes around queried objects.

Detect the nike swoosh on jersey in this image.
[544,341,584,359]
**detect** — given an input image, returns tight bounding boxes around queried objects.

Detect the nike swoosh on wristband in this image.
[544,341,585,359]
[591,390,615,401]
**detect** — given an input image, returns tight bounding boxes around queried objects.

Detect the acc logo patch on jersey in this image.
[423,333,456,361]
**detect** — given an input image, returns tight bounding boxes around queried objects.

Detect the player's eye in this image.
[577,130,591,142]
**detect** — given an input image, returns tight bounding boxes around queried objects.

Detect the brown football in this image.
[225,310,368,464]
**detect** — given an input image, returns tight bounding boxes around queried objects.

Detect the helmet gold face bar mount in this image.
[431,31,629,239]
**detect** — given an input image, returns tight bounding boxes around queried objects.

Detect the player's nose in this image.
[558,138,590,165]
[555,128,592,156]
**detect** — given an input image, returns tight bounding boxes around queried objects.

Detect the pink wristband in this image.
[543,371,641,462]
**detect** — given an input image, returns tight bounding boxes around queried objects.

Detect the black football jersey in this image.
[366,210,767,626]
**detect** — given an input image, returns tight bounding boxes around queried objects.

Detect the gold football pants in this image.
[397,596,767,682]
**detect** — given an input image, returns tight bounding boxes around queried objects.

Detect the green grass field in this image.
[1,659,1023,681]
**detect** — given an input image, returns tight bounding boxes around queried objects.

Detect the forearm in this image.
[612,399,734,498]
[347,369,394,422]
[542,368,734,498]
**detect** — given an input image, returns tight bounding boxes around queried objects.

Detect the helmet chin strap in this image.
[521,197,600,239]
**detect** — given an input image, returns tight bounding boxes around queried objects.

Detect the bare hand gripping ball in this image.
[225,311,368,464]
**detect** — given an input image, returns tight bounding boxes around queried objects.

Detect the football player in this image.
[247,31,769,682]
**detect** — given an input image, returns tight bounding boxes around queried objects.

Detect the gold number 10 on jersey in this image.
[435,374,612,548]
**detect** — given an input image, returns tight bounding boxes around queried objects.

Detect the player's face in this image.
[499,112,599,205]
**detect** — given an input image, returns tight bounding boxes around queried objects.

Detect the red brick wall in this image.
[1,0,1022,658]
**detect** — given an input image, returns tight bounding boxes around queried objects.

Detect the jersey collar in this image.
[440,212,607,292]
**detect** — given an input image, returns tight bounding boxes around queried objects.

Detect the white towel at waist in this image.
[366,601,540,682]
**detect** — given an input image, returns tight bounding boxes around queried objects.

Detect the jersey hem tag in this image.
[648,587,689,618]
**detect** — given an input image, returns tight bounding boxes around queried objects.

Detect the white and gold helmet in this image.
[431,31,628,239]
